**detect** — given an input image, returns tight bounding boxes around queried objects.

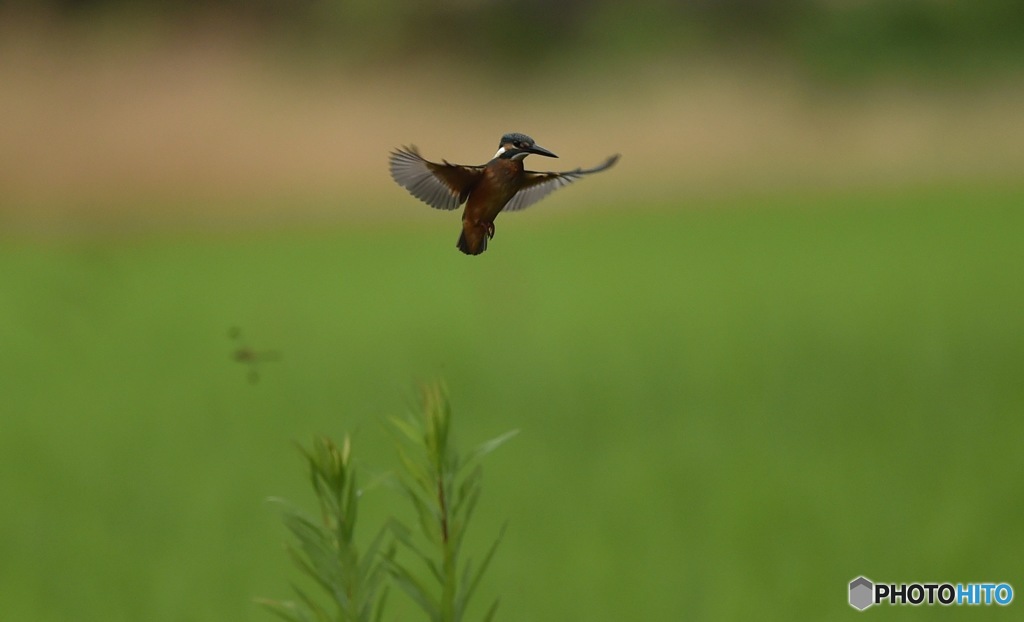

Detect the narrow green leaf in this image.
[282,524,345,600]
[456,557,475,619]
[395,480,443,547]
[255,598,310,622]
[389,415,423,446]
[372,585,391,622]
[285,545,332,594]
[465,429,519,465]
[481,597,501,622]
[451,468,482,523]
[358,523,392,581]
[462,523,507,611]
[387,559,441,621]
[396,448,435,497]
[390,521,443,583]
[292,585,334,622]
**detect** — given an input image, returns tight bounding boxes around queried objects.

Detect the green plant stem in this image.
[387,383,515,622]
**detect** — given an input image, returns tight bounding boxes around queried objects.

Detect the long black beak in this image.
[528,144,558,158]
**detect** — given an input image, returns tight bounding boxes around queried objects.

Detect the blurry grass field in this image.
[1,184,1023,621]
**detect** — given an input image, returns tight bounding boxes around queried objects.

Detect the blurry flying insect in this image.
[389,132,618,255]
[229,327,282,384]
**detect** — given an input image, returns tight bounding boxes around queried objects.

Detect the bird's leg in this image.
[485,222,495,239]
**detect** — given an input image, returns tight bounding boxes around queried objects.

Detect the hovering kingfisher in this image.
[389,133,619,255]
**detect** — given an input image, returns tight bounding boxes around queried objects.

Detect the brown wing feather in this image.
[502,154,620,212]
[389,146,484,210]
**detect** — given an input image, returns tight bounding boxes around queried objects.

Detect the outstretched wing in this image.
[503,154,620,212]
[389,146,484,211]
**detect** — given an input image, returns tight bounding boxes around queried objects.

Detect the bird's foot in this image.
[485,222,495,239]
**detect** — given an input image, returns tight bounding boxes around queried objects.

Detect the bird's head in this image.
[493,132,558,161]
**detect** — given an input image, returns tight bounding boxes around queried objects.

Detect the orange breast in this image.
[463,159,524,223]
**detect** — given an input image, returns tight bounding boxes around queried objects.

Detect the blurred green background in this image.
[1,1,1023,621]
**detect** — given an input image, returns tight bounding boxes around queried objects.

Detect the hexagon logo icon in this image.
[850,576,874,610]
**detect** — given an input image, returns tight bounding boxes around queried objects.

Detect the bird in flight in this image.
[228,327,281,384]
[389,132,618,255]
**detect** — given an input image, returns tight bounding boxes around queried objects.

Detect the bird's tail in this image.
[457,221,488,255]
